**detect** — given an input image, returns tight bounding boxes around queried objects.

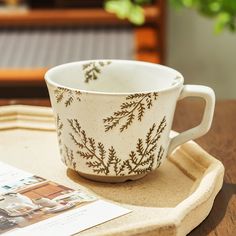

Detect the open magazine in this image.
[0,162,131,236]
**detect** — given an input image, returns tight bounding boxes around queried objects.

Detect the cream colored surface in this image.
[0,105,224,236]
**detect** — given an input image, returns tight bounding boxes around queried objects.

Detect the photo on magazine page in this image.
[0,175,96,234]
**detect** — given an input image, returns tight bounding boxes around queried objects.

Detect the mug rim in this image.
[45,59,184,96]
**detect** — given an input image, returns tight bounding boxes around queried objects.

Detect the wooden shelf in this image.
[0,2,165,97]
[134,27,160,63]
[0,6,159,26]
[0,68,47,86]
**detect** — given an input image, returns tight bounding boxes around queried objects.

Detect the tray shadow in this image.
[189,182,236,235]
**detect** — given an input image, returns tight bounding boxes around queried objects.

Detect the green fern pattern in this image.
[82,61,111,83]
[103,92,159,132]
[54,87,81,107]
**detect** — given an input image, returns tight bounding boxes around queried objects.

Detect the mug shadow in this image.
[67,159,200,208]
[189,182,236,235]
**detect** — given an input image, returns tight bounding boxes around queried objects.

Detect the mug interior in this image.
[45,60,183,94]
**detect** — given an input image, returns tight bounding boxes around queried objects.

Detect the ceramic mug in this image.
[45,60,215,182]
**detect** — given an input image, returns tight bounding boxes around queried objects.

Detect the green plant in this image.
[171,0,236,33]
[104,0,152,25]
[104,0,236,33]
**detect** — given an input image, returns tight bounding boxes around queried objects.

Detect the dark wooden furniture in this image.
[0,0,166,97]
[0,98,235,236]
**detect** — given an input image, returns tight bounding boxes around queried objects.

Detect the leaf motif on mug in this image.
[103,92,159,132]
[64,145,77,170]
[64,116,166,176]
[67,119,125,176]
[56,114,63,155]
[56,115,77,169]
[123,116,166,175]
[54,87,81,107]
[82,61,111,83]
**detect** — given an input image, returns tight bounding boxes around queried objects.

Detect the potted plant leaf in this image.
[104,0,236,33]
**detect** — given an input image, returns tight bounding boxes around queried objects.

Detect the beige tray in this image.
[0,105,224,236]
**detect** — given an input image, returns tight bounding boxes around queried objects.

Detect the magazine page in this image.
[0,162,131,235]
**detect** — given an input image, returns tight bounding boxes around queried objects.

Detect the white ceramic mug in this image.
[45,60,215,182]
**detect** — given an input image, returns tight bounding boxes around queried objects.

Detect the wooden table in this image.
[0,98,235,236]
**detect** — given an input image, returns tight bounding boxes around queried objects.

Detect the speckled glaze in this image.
[45,60,215,182]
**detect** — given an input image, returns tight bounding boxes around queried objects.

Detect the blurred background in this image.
[0,0,235,99]
[168,5,236,99]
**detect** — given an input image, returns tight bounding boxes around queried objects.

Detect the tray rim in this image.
[0,105,225,236]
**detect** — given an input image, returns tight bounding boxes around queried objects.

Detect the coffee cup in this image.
[45,60,215,182]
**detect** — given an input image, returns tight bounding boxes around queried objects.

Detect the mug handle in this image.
[168,85,215,155]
